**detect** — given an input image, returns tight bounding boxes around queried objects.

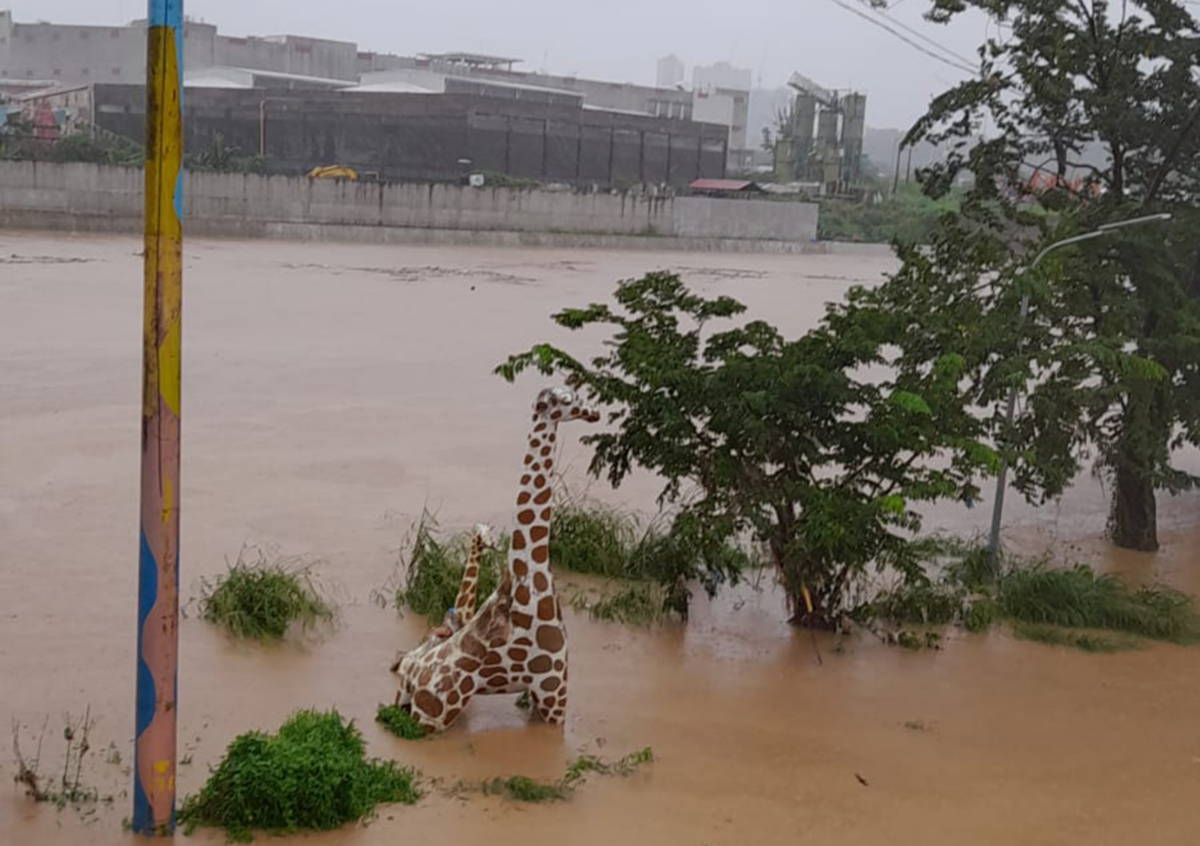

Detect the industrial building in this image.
[771,72,868,195]
[22,81,728,187]
[1,11,758,181]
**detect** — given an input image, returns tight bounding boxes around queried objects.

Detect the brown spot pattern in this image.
[536,626,565,652]
[553,660,565,671]
[517,509,535,525]
[533,572,549,591]
[487,676,507,688]
[528,655,552,673]
[540,677,562,692]
[537,597,556,621]
[480,666,507,678]
[447,690,460,705]
[514,637,533,646]
[517,491,531,505]
[455,656,481,673]
[543,696,557,709]
[533,475,546,488]
[512,611,534,629]
[444,708,461,725]
[532,546,549,564]
[462,636,487,659]
[540,508,552,520]
[418,667,433,686]
[459,677,475,693]
[515,585,531,604]
[507,647,528,661]
[414,690,443,717]
[534,488,552,505]
[484,650,503,666]
[513,559,528,577]
[530,525,549,543]
[511,531,526,550]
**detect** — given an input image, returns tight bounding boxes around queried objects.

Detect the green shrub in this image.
[198,550,333,640]
[179,710,418,841]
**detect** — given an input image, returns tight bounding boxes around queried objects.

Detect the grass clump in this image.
[394,512,505,627]
[998,565,1199,643]
[1011,622,1134,653]
[483,775,565,802]
[482,747,654,803]
[179,709,418,842]
[198,548,333,640]
[550,502,638,578]
[375,704,426,741]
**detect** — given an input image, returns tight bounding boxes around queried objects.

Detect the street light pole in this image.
[986,212,1173,564]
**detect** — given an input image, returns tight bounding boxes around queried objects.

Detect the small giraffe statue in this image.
[389,523,493,675]
[390,386,599,732]
[432,523,494,639]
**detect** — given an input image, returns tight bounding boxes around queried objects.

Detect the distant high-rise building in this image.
[656,54,685,89]
[691,61,752,94]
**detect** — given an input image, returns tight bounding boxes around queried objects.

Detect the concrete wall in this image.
[0,161,820,249]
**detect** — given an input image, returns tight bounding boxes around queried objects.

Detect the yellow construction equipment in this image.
[307,165,359,180]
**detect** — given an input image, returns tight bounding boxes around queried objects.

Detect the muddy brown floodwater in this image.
[2,232,1199,845]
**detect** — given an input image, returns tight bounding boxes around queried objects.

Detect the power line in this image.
[858,0,981,67]
[824,0,979,75]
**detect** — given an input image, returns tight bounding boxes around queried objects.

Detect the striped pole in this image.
[133,0,184,836]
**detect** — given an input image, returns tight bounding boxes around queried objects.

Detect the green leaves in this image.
[497,271,995,624]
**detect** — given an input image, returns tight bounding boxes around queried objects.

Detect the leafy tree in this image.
[497,272,995,626]
[905,0,1200,551]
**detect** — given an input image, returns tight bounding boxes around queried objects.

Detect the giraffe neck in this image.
[507,414,559,617]
[454,532,484,616]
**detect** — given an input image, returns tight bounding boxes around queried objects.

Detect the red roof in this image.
[688,178,761,192]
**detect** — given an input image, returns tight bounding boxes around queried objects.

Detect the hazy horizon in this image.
[4,1,1009,128]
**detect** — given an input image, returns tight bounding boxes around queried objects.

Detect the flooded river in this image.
[2,233,1198,844]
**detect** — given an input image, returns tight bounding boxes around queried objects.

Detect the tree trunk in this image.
[1110,456,1158,552]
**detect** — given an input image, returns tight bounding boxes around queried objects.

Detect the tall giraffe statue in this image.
[390,386,599,732]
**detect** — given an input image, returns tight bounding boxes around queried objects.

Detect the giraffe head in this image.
[473,522,498,550]
[534,386,600,424]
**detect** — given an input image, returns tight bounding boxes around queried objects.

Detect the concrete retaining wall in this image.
[0,161,821,251]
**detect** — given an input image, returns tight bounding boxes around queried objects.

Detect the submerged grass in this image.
[198,548,334,640]
[867,539,1200,652]
[179,709,419,842]
[566,583,665,626]
[1011,622,1136,653]
[374,704,427,741]
[393,500,752,625]
[481,747,654,803]
[998,565,1199,643]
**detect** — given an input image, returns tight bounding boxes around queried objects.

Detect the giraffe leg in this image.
[530,674,567,724]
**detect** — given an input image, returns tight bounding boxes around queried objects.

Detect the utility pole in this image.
[986,213,1173,566]
[133,0,184,835]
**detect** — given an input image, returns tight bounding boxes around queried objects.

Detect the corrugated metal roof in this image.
[344,81,434,94]
[689,178,761,192]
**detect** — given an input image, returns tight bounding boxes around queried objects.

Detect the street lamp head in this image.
[1096,212,1173,232]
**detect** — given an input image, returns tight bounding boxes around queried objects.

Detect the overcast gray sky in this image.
[10,0,997,127]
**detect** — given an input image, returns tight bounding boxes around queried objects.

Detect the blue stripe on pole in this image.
[146,0,183,29]
[132,529,158,832]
